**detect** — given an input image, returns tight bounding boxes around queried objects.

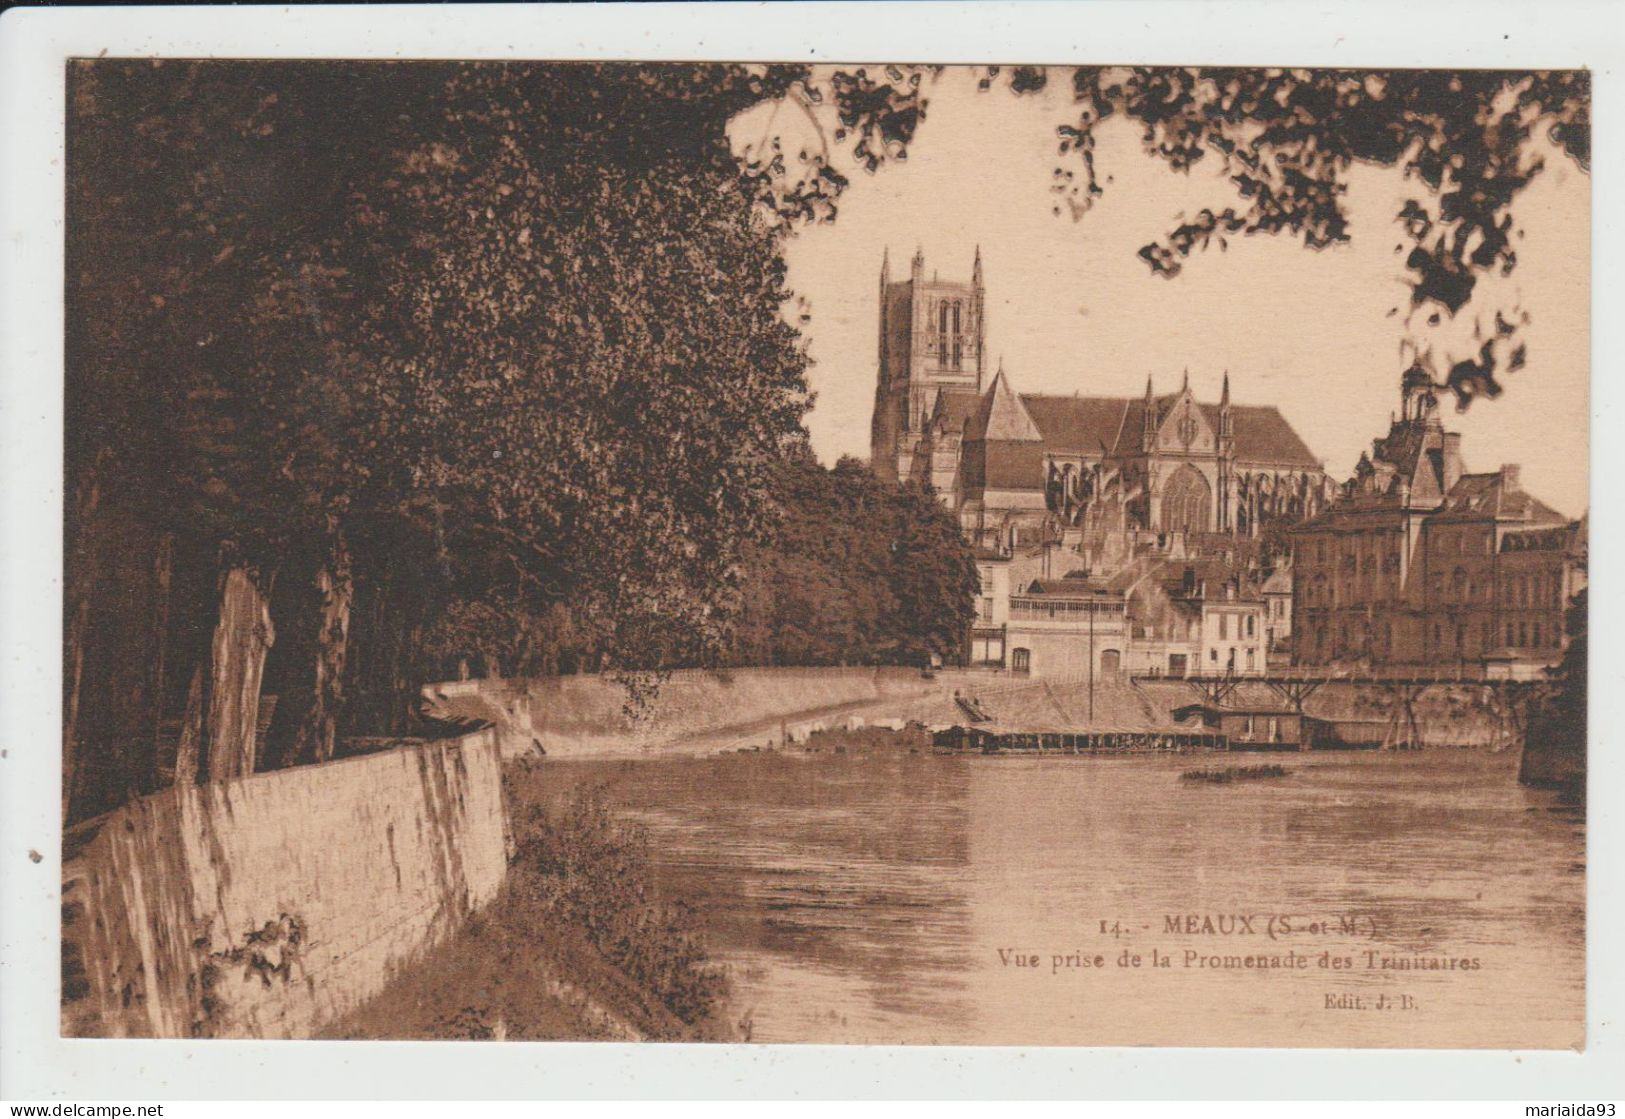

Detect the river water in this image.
[561,748,1584,1048]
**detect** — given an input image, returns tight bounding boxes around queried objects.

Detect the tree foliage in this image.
[67,62,822,705]
[727,453,979,667]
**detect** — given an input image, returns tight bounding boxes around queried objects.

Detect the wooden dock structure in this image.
[933,725,1228,755]
[1131,669,1541,751]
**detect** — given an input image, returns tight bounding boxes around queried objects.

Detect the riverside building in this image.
[1290,364,1585,678]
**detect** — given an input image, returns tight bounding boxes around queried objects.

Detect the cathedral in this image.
[869,249,1334,555]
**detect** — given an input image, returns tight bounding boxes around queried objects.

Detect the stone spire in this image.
[972,244,984,289]
[1142,373,1157,450]
[911,244,925,282]
[975,365,1043,443]
[880,246,890,286]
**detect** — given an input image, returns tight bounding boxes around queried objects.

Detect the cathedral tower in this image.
[870,247,988,482]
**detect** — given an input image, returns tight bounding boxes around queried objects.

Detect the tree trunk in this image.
[342,555,427,739]
[303,541,353,762]
[198,560,277,782]
[62,490,172,822]
[265,527,353,767]
[145,534,174,786]
[172,664,204,786]
[62,452,108,822]
[100,532,174,796]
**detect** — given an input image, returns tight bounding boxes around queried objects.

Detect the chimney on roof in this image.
[1440,431,1464,492]
[1500,464,1522,492]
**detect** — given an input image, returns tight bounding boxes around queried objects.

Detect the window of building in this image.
[980,597,994,621]
[1533,621,1543,647]
[1455,624,1465,649]
[1506,622,1516,646]
[1246,649,1256,670]
[1219,614,1228,640]
[1432,622,1442,646]
[1517,576,1529,608]
[1518,621,1529,646]
[1246,615,1256,638]
[1209,648,1218,663]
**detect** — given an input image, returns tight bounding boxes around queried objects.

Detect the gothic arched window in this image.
[1159,465,1212,535]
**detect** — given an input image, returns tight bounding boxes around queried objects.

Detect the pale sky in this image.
[738,69,1590,518]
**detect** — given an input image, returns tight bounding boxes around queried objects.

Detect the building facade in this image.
[1290,365,1585,676]
[1002,577,1129,679]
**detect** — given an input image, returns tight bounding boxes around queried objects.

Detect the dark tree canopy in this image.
[727,453,980,668]
[67,61,827,679]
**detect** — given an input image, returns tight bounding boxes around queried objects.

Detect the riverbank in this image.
[322,761,739,1041]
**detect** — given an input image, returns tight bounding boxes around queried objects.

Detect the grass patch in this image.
[508,776,729,1029]
[1180,764,1290,784]
[323,764,731,1041]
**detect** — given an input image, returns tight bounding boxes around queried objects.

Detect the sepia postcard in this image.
[4,0,1620,1103]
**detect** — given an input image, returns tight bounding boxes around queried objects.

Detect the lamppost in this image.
[1088,595,1096,725]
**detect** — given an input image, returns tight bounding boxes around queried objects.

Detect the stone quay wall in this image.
[61,727,509,1039]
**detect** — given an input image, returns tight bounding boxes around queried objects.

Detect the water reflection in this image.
[567,749,1583,1048]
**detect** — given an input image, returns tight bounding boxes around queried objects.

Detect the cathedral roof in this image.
[1020,396,1135,456]
[970,370,1044,443]
[1018,393,1320,467]
[1220,404,1320,468]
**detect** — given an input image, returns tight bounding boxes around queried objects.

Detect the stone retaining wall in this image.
[61,727,508,1039]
